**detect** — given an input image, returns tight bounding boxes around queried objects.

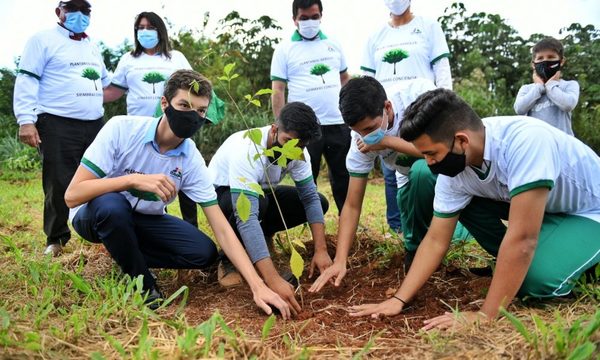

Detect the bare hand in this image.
[421,311,488,331]
[309,249,333,278]
[130,174,177,202]
[266,275,301,316]
[532,71,545,84]
[548,70,561,82]
[348,297,404,319]
[18,124,41,148]
[308,260,346,293]
[357,137,385,153]
[251,282,292,320]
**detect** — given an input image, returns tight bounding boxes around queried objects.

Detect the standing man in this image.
[361,0,453,235]
[271,0,351,214]
[13,0,109,256]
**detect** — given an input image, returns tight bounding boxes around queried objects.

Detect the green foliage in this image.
[0,137,40,172]
[382,49,409,75]
[0,68,16,118]
[98,41,130,118]
[261,314,276,341]
[310,63,331,83]
[501,308,600,359]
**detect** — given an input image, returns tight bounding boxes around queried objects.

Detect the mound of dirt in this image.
[165,234,491,345]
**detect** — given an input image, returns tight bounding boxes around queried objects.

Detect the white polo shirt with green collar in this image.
[71,115,217,219]
[270,31,347,126]
[433,116,600,223]
[209,126,314,194]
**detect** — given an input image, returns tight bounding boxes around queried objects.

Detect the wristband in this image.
[392,295,407,305]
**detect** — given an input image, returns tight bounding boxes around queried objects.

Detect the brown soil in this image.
[164,234,491,346]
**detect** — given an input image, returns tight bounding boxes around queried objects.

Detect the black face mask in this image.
[428,138,466,177]
[164,103,206,139]
[534,60,561,82]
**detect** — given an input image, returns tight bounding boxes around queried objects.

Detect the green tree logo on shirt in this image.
[310,63,330,84]
[143,72,167,94]
[382,49,409,75]
[81,67,100,90]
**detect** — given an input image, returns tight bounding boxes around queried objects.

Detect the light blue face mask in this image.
[362,108,388,145]
[137,29,159,50]
[64,11,90,34]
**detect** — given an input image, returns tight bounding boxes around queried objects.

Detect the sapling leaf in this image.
[244,129,263,146]
[261,314,276,341]
[248,183,265,196]
[236,192,251,222]
[290,247,304,281]
[250,99,261,107]
[293,239,306,250]
[224,63,236,76]
[255,88,273,96]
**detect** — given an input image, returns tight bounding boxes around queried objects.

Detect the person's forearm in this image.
[545,80,579,112]
[334,203,362,264]
[103,85,125,103]
[230,193,271,263]
[432,58,452,90]
[310,222,327,252]
[480,233,537,318]
[255,257,282,286]
[271,91,285,118]
[514,84,543,115]
[381,136,422,157]
[395,231,451,302]
[65,175,134,208]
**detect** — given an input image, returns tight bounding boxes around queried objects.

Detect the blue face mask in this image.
[137,30,159,50]
[361,109,388,145]
[64,11,90,34]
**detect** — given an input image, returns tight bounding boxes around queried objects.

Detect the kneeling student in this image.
[64,69,290,317]
[209,102,331,315]
[349,88,600,330]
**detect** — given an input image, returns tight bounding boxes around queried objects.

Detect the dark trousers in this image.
[307,124,350,214]
[178,191,198,227]
[36,113,103,246]
[216,185,329,241]
[73,192,218,290]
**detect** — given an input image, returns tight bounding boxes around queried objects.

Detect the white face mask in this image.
[298,19,320,39]
[384,0,410,15]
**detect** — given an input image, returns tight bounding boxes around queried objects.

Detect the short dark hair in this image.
[163,70,212,103]
[292,0,323,18]
[532,37,564,60]
[132,12,172,59]
[400,88,483,144]
[278,102,321,145]
[339,76,387,127]
[58,0,91,15]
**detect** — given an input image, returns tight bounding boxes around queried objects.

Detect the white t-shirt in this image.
[111,50,191,116]
[345,79,435,188]
[209,126,314,195]
[271,31,347,126]
[14,25,110,124]
[71,116,217,218]
[361,16,450,91]
[433,116,600,223]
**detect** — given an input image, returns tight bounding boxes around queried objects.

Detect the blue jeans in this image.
[73,192,218,290]
[381,159,402,232]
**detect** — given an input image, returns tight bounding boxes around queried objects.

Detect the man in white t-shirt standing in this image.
[13,0,110,256]
[271,0,351,214]
[64,70,291,317]
[348,88,600,330]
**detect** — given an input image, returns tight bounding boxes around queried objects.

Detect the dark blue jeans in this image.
[381,159,402,233]
[73,192,218,290]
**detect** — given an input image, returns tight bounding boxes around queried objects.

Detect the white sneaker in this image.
[43,244,63,257]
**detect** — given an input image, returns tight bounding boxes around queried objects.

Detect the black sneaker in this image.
[145,286,165,310]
